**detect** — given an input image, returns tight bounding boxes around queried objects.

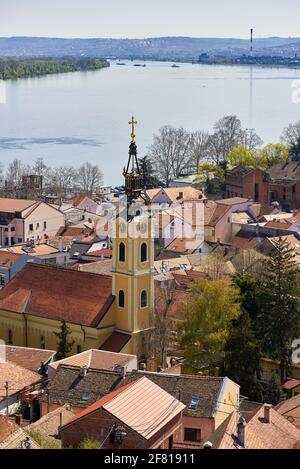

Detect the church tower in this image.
[111,117,155,359]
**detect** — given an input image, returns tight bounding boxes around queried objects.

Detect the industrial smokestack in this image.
[250,28,254,57]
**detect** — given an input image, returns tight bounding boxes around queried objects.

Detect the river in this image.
[0,60,299,185]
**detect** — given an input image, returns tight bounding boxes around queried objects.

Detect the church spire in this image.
[123,116,143,198]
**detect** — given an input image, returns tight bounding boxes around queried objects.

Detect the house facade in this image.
[0,199,64,247]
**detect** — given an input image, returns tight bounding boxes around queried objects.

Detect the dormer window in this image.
[189,397,200,410]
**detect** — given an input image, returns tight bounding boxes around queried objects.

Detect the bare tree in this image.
[148,126,192,186]
[189,130,210,171]
[48,166,77,197]
[76,162,103,195]
[240,128,263,153]
[281,121,300,147]
[208,115,243,165]
[5,159,27,195]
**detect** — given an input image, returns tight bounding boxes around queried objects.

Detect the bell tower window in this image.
[118,290,125,308]
[119,242,126,262]
[141,290,147,308]
[141,243,147,262]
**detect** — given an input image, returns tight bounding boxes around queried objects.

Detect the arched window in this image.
[141,290,147,308]
[8,329,13,345]
[40,336,45,349]
[119,242,126,262]
[118,290,125,308]
[141,243,147,262]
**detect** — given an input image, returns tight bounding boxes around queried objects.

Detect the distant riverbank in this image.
[0,57,110,80]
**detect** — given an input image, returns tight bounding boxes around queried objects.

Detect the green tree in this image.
[264,370,284,406]
[138,156,161,188]
[227,145,258,169]
[258,143,289,169]
[257,237,300,383]
[197,162,224,195]
[54,320,75,360]
[178,279,240,373]
[79,438,101,449]
[224,311,263,401]
[232,273,260,322]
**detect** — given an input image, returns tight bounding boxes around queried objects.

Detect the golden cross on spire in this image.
[128,116,138,142]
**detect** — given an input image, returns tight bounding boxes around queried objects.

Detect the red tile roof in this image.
[211,405,300,449]
[282,379,300,390]
[0,263,114,327]
[0,345,55,372]
[100,331,131,353]
[0,198,37,213]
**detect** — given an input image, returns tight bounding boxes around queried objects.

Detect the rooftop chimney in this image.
[237,415,247,448]
[264,404,272,423]
[58,236,63,253]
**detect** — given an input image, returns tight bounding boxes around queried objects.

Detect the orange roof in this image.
[0,345,55,371]
[0,198,37,213]
[0,264,114,327]
[211,405,300,449]
[264,221,293,230]
[50,349,136,371]
[63,377,185,440]
[282,379,300,390]
[204,201,231,226]
[72,194,89,207]
[0,252,23,268]
[0,362,41,399]
[146,187,204,203]
[165,237,203,254]
[276,394,300,416]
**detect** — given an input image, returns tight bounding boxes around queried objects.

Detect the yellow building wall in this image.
[214,378,240,429]
[0,308,116,356]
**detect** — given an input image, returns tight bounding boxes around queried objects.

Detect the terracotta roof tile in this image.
[0,198,37,213]
[0,345,55,372]
[49,349,136,372]
[100,331,131,353]
[0,263,114,327]
[0,362,41,399]
[211,405,300,449]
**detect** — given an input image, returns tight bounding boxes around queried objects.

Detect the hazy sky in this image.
[0,0,299,39]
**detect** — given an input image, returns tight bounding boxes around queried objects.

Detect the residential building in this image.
[0,361,42,416]
[27,404,76,448]
[145,187,205,206]
[47,349,138,379]
[276,394,300,428]
[117,371,240,448]
[0,251,29,288]
[0,198,64,247]
[204,201,232,243]
[0,345,55,373]
[225,167,269,204]
[225,161,300,211]
[0,241,69,267]
[0,416,40,449]
[209,404,300,449]
[59,377,185,449]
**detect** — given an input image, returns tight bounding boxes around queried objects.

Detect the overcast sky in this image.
[0,0,299,39]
